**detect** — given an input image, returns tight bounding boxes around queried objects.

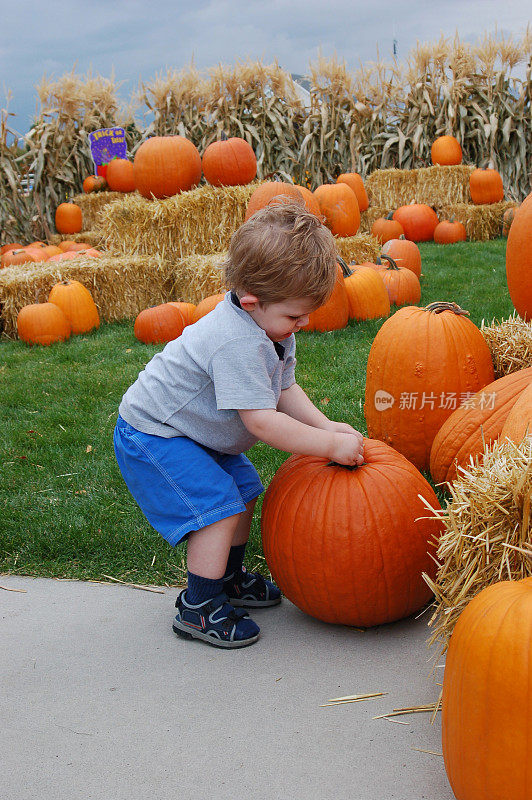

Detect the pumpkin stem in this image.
[380,253,400,270]
[336,255,352,277]
[425,301,470,316]
[327,461,367,470]
[385,211,394,220]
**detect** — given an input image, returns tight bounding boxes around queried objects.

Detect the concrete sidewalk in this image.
[0,575,454,800]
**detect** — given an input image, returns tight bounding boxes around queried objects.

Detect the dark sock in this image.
[223,543,247,580]
[185,571,224,605]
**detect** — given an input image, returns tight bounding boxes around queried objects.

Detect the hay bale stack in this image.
[365,168,419,208]
[481,314,532,377]
[0,255,176,338]
[171,254,226,304]
[423,437,532,656]
[71,191,126,231]
[436,200,519,240]
[335,233,381,264]
[365,165,474,211]
[49,230,105,248]
[359,206,389,234]
[99,183,258,258]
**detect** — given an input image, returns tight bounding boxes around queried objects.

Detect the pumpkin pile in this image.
[17,280,99,345]
[1,239,102,268]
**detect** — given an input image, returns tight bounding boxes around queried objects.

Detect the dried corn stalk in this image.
[0,105,34,244]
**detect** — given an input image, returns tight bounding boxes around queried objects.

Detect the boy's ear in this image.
[239,293,260,311]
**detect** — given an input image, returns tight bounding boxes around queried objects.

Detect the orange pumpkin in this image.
[82,175,106,193]
[378,254,421,306]
[24,246,48,263]
[134,303,186,344]
[303,264,349,331]
[442,577,532,800]
[433,219,467,244]
[313,183,360,237]
[429,367,532,484]
[40,245,63,260]
[193,294,226,322]
[364,301,495,471]
[1,249,35,268]
[244,182,303,222]
[501,206,517,237]
[17,302,71,345]
[58,241,92,252]
[381,235,421,278]
[261,438,443,627]
[371,213,404,244]
[336,173,369,212]
[506,192,532,320]
[392,204,439,242]
[133,136,202,199]
[430,135,462,166]
[48,280,100,335]
[1,242,23,255]
[500,380,532,444]
[167,301,196,326]
[55,202,82,234]
[106,159,136,193]
[202,134,257,187]
[342,263,390,321]
[469,167,504,204]
[295,185,321,217]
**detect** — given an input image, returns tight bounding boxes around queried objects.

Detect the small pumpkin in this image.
[24,246,48,263]
[371,213,404,244]
[1,249,35,268]
[469,167,504,205]
[193,294,226,322]
[303,264,349,332]
[58,241,92,252]
[0,242,23,255]
[17,302,71,345]
[133,136,202,199]
[167,301,196,327]
[381,235,421,278]
[433,218,467,244]
[244,182,303,222]
[40,245,63,260]
[378,254,421,307]
[105,159,136,193]
[336,173,369,212]
[501,206,517,237]
[341,260,390,321]
[313,183,360,237]
[48,280,100,335]
[55,202,82,234]
[430,135,462,166]
[82,175,107,193]
[392,204,439,242]
[134,303,186,344]
[202,133,257,187]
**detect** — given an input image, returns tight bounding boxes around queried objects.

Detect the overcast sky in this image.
[1,0,530,135]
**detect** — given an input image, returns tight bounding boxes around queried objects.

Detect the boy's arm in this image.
[277,383,360,436]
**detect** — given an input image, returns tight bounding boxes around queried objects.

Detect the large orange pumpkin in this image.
[193,294,225,322]
[364,301,495,471]
[506,192,532,320]
[500,380,532,444]
[302,264,349,332]
[429,367,532,484]
[134,303,186,344]
[336,173,369,212]
[313,183,360,237]
[202,134,257,187]
[261,438,443,627]
[442,577,532,800]
[392,204,439,242]
[430,135,462,166]
[133,136,202,199]
[381,235,421,278]
[106,159,136,192]
[371,213,404,244]
[378,255,421,306]
[244,182,303,222]
[469,167,504,204]
[342,263,390,321]
[55,202,82,234]
[48,280,100,335]
[17,303,71,345]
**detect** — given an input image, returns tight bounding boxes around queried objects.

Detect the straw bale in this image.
[170,254,227,304]
[49,230,105,247]
[334,233,381,264]
[99,183,258,258]
[0,255,176,338]
[415,165,474,206]
[71,191,127,230]
[365,168,419,208]
[436,200,519,240]
[359,207,389,234]
[422,437,532,656]
[481,313,532,377]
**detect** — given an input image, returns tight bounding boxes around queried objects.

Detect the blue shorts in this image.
[113,415,265,546]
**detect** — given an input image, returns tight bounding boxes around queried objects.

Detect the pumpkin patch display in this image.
[192,294,225,322]
[313,183,360,237]
[469,167,504,204]
[371,213,404,244]
[364,301,495,471]
[303,264,349,332]
[55,202,83,234]
[17,302,71,346]
[430,135,462,166]
[381,235,421,277]
[442,577,532,800]
[336,172,369,212]
[202,134,257,187]
[134,303,186,344]
[105,159,136,193]
[342,263,390,321]
[433,218,466,244]
[506,192,532,320]
[378,254,421,306]
[244,181,303,222]
[133,136,202,199]
[392,204,439,242]
[48,280,100,335]
[261,438,443,627]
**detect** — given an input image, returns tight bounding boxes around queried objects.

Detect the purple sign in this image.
[88,127,127,175]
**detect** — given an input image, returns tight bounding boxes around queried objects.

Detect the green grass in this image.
[0,239,513,584]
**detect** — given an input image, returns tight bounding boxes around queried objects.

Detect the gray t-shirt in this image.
[118,292,297,454]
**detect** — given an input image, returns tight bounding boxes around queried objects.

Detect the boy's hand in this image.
[329,430,365,467]
[327,421,361,437]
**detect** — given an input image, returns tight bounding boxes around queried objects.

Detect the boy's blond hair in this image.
[223,201,337,308]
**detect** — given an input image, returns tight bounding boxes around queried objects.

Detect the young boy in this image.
[114,201,364,649]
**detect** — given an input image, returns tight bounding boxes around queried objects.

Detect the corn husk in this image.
[422,436,532,656]
[0,255,175,337]
[481,313,532,377]
[436,200,519,240]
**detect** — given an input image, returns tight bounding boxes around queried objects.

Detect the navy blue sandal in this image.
[173,590,260,648]
[224,568,282,608]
